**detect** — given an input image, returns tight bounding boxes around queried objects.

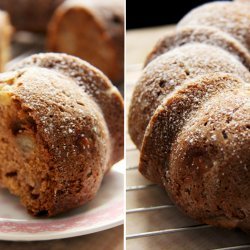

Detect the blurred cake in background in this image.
[0,0,64,32]
[0,0,124,85]
[47,0,124,84]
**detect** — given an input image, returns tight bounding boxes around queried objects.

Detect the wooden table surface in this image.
[126,25,175,66]
[126,25,250,250]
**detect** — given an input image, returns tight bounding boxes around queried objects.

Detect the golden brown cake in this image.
[0,53,124,217]
[129,0,250,232]
[0,0,64,32]
[0,10,12,71]
[47,0,124,84]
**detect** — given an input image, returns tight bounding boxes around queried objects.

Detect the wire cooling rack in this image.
[126,64,250,250]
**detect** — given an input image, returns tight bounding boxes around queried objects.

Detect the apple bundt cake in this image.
[129,0,250,232]
[0,53,124,217]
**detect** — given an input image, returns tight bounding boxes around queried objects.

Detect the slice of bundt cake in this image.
[0,53,124,217]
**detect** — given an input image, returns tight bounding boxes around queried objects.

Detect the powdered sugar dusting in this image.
[11,53,124,166]
[129,0,250,231]
[129,43,250,148]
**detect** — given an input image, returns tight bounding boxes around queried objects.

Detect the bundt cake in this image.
[47,0,124,83]
[128,1,250,232]
[0,0,64,32]
[0,53,124,217]
[0,10,12,72]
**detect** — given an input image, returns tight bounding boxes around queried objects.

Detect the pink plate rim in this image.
[0,161,124,241]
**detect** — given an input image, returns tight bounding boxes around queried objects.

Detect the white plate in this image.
[0,160,124,241]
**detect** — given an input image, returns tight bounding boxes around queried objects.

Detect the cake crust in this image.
[0,67,109,216]
[129,44,250,149]
[179,1,250,52]
[12,53,124,167]
[167,89,250,231]
[145,26,250,70]
[139,73,245,186]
